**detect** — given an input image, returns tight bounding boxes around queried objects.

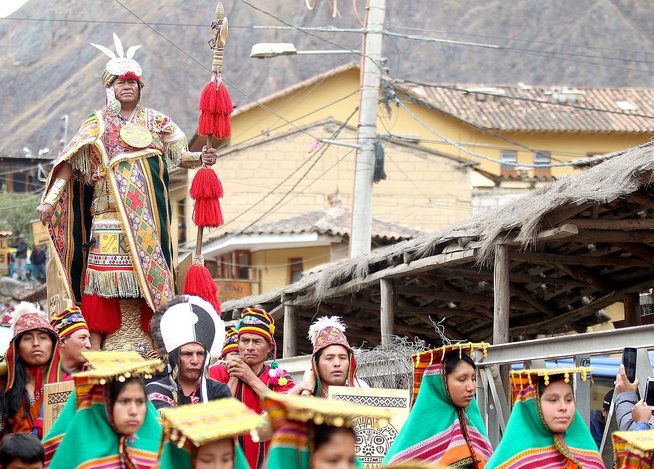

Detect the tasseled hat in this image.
[221,326,238,358]
[236,307,276,360]
[308,317,357,396]
[90,33,143,115]
[50,306,88,340]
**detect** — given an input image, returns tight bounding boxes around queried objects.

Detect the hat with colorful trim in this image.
[237,307,275,342]
[411,342,489,402]
[51,306,89,339]
[221,326,239,358]
[613,429,654,469]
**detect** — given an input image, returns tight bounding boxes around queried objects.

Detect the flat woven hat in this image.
[160,398,267,447]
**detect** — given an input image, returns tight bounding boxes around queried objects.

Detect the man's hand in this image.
[226,356,258,386]
[616,364,639,394]
[36,204,55,224]
[288,381,314,396]
[201,146,219,166]
[632,399,652,424]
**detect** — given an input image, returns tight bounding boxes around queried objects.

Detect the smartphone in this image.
[623,347,638,383]
[646,378,654,408]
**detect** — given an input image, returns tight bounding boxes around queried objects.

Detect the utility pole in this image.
[349,0,386,258]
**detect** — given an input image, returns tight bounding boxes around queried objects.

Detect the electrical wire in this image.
[391,94,619,168]
[383,30,653,74]
[386,23,654,59]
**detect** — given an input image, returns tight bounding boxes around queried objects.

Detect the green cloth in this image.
[383,363,493,466]
[266,420,363,469]
[43,386,161,468]
[485,383,604,468]
[158,439,250,469]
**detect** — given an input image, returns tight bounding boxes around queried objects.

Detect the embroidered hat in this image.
[411,342,489,402]
[75,351,164,403]
[237,307,275,344]
[221,326,239,358]
[613,429,654,468]
[262,391,390,430]
[10,302,58,342]
[51,306,89,339]
[308,316,352,354]
[160,397,267,447]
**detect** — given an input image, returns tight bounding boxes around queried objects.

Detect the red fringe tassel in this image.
[81,293,121,334]
[184,264,222,316]
[190,167,223,199]
[198,81,233,139]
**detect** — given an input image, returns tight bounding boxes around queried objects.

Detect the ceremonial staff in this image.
[184,2,233,315]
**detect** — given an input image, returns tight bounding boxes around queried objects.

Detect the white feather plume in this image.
[9,301,43,328]
[89,42,117,59]
[308,316,346,346]
[112,32,125,58]
[126,45,142,59]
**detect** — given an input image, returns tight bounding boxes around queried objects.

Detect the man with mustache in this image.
[147,295,231,410]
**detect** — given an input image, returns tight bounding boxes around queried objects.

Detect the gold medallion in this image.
[120,122,153,149]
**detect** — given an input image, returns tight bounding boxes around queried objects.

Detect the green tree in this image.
[0,192,41,241]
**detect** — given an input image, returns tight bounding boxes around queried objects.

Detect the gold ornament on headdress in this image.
[510,367,593,390]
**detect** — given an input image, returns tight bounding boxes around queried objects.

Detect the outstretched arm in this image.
[37,162,73,223]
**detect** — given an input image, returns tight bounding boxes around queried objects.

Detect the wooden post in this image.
[380,279,395,346]
[493,245,511,345]
[623,293,642,326]
[283,304,297,358]
[493,244,511,408]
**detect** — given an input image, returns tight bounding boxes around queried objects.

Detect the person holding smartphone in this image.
[615,364,653,431]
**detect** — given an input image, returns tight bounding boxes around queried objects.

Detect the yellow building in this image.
[175,64,654,298]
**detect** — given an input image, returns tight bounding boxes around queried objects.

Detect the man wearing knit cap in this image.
[291,316,367,397]
[209,307,295,469]
[220,326,239,363]
[50,307,91,381]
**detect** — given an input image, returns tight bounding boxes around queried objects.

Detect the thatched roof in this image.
[222,141,654,353]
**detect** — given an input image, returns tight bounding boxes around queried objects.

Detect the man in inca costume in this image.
[36,33,218,357]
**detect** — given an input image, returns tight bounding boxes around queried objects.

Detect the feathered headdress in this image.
[308,316,351,354]
[90,32,143,87]
[90,32,143,116]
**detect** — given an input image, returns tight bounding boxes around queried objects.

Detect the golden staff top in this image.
[209,3,228,80]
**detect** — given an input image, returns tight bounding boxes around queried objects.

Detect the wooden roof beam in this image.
[511,251,650,267]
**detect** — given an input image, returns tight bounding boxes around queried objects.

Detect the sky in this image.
[0,0,29,18]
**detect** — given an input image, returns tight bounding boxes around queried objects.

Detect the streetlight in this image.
[250,42,359,59]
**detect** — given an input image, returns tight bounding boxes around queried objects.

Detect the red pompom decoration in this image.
[190,167,224,228]
[184,263,222,316]
[198,81,233,138]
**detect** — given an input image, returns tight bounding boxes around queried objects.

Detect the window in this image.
[217,250,251,279]
[500,151,517,177]
[533,151,551,177]
[289,258,303,283]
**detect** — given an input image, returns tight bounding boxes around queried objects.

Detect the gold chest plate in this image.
[119,122,153,149]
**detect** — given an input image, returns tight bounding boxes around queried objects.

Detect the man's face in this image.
[60,328,91,368]
[317,345,350,387]
[113,78,140,106]
[178,342,206,384]
[238,333,272,367]
[18,330,54,368]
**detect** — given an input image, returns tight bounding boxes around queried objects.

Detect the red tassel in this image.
[81,293,121,334]
[190,167,223,199]
[193,198,224,227]
[184,263,222,316]
[140,301,153,333]
[198,81,233,138]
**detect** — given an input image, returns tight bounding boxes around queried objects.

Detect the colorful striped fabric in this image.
[383,362,493,467]
[613,429,654,468]
[485,379,603,469]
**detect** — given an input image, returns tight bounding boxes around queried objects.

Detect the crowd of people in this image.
[2,27,649,469]
[0,298,652,468]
